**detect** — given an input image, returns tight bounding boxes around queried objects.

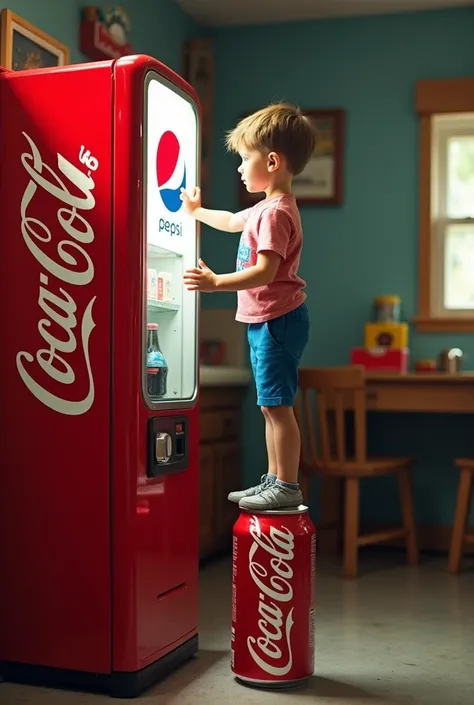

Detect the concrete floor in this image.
[1,552,473,705]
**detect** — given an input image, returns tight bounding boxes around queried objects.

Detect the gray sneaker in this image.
[228,474,275,504]
[238,484,303,511]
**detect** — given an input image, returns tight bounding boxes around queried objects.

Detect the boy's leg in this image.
[239,404,303,510]
[265,405,301,485]
[263,406,278,478]
[227,325,277,504]
[239,304,309,511]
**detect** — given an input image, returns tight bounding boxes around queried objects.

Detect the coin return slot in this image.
[176,436,185,456]
[147,416,188,478]
[156,432,172,463]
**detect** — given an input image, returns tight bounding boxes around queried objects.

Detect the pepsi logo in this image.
[156,130,186,213]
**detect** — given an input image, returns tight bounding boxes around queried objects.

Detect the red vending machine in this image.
[0,55,201,697]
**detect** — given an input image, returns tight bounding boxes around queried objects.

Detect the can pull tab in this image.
[155,432,172,463]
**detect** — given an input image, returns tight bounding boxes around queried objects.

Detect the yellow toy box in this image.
[364,322,409,350]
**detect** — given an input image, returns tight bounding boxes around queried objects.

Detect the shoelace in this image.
[257,485,287,502]
[257,474,272,490]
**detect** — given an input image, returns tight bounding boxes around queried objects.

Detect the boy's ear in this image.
[267,151,281,172]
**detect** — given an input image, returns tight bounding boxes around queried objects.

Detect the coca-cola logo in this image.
[16,132,98,415]
[247,516,295,676]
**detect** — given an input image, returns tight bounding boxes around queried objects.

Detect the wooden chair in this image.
[295,366,419,578]
[448,459,474,573]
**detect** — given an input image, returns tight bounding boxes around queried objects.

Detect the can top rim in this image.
[240,504,309,516]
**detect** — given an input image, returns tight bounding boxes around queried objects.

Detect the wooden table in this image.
[364,371,474,413]
[318,371,474,555]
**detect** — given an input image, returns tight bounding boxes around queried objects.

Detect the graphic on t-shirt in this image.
[236,236,255,271]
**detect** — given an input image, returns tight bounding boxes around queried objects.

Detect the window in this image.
[432,114,474,314]
[415,78,474,332]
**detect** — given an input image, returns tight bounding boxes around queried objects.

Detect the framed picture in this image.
[239,108,345,207]
[0,9,69,71]
[183,38,214,206]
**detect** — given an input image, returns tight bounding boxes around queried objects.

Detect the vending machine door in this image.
[111,56,200,686]
[143,71,199,414]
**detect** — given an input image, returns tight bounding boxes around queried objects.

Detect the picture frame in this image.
[183,38,214,206]
[239,108,345,208]
[0,9,69,71]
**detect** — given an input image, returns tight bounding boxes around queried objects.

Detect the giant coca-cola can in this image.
[231,506,316,688]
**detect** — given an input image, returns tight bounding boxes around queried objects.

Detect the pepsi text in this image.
[159,218,182,237]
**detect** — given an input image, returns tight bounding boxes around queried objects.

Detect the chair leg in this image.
[449,469,474,574]
[319,477,343,554]
[299,470,311,508]
[398,468,419,566]
[343,478,359,579]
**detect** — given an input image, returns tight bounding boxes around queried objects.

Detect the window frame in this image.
[414,77,474,332]
[431,114,474,318]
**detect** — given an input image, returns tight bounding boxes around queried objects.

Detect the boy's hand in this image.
[183,258,217,292]
[180,186,201,214]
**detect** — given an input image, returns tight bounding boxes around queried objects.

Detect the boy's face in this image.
[237,149,272,193]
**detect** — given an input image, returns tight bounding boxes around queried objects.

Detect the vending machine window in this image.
[143,72,199,409]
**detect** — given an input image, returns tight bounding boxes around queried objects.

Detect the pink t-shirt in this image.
[235,194,306,323]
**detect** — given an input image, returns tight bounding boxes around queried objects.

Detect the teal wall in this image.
[5,1,473,530]
[4,0,198,70]
[202,7,474,528]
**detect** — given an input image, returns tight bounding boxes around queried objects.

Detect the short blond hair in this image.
[225,103,318,175]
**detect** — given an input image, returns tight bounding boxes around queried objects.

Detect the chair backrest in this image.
[296,366,367,468]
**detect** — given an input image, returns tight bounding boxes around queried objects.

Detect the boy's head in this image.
[225,103,318,194]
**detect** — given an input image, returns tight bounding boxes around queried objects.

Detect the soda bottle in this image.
[146,323,168,398]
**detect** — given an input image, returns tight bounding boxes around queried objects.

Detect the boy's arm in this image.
[193,207,246,233]
[183,207,290,293]
[183,251,281,292]
[215,252,281,290]
[180,187,247,232]
[215,207,292,290]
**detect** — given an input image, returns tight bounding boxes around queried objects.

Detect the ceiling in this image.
[176,0,474,26]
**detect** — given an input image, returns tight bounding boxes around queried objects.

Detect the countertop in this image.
[199,365,252,387]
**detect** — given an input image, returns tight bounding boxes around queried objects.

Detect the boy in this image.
[181,103,317,510]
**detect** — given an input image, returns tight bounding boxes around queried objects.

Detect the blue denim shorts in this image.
[247,303,310,407]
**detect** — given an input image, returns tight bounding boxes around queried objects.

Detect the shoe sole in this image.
[227,495,243,504]
[238,498,303,511]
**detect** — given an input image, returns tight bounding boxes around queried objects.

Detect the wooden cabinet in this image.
[199,386,245,560]
[198,444,215,556]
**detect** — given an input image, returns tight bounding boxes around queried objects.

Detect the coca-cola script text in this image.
[247,517,295,676]
[17,132,97,415]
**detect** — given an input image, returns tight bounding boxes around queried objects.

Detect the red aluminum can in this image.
[231,506,316,688]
